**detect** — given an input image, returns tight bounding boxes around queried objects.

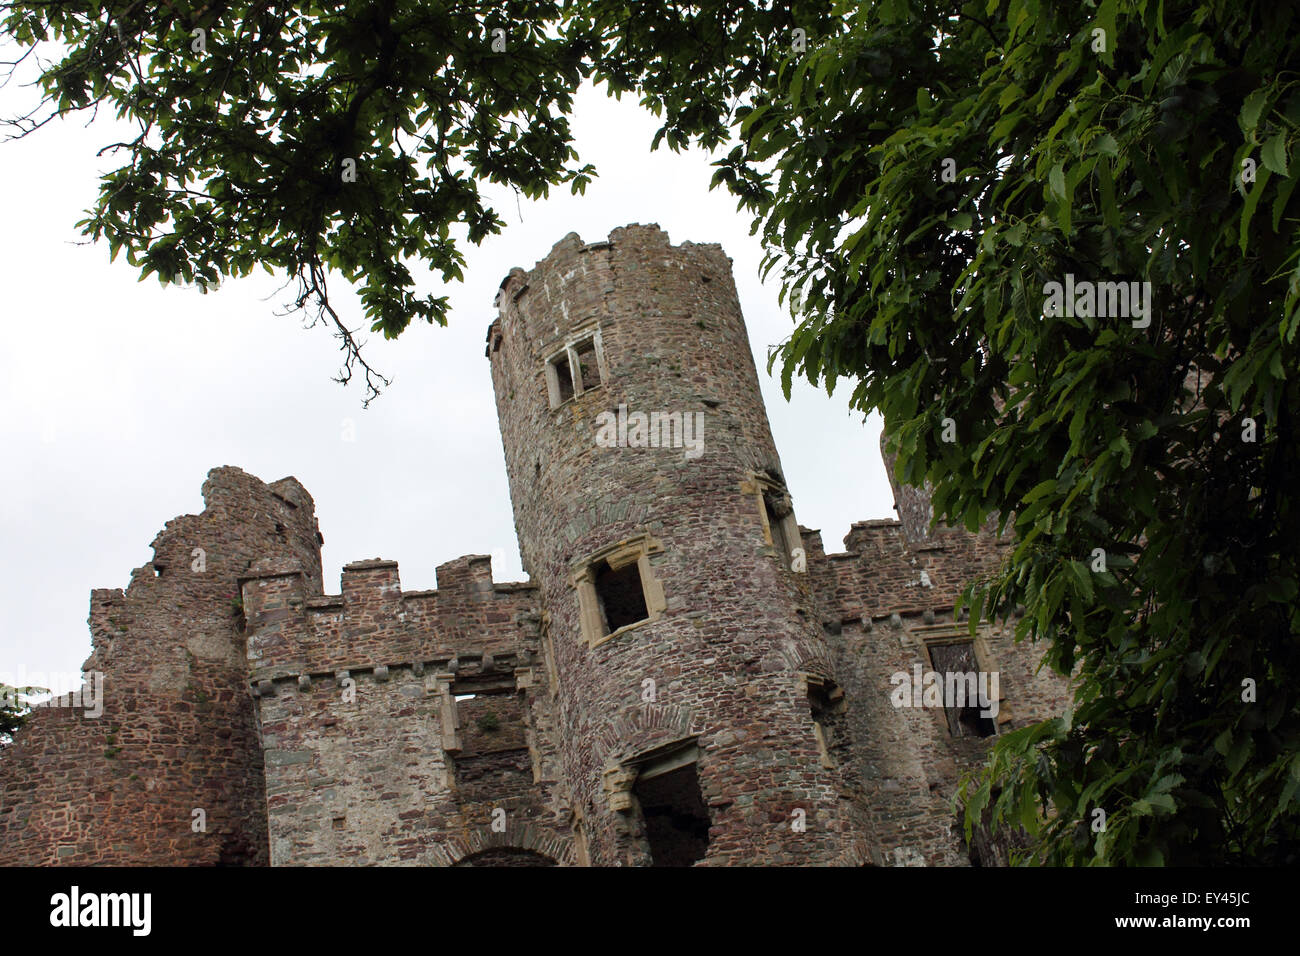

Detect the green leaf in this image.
[1262,133,1289,177]
[1240,166,1275,253]
[1227,734,1253,776]
[1068,560,1095,602]
[1049,162,1066,201]
[1263,575,1298,603]
[1240,88,1269,135]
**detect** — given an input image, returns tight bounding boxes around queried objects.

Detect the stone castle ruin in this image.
[0,224,1070,866]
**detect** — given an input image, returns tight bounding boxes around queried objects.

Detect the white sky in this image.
[0,81,894,694]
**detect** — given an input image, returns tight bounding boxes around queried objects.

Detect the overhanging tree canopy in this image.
[3,0,1297,864]
[718,0,1300,864]
[4,0,603,399]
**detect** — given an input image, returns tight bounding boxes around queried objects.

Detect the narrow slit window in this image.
[551,353,575,403]
[805,675,845,768]
[575,337,601,391]
[765,494,792,569]
[595,559,648,634]
[759,483,801,572]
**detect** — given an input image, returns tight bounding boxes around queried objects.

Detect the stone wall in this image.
[0,467,322,864]
[805,513,1073,866]
[247,556,572,865]
[242,555,537,683]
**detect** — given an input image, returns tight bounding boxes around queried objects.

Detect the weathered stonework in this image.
[0,469,320,865]
[0,224,1071,866]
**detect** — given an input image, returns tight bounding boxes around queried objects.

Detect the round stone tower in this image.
[488,224,862,865]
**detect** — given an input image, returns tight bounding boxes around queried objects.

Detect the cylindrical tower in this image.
[488,224,862,865]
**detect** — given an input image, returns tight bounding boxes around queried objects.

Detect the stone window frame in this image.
[619,740,711,866]
[603,738,701,815]
[630,739,701,781]
[433,672,462,755]
[570,805,592,866]
[911,623,1011,734]
[570,533,666,649]
[539,610,560,697]
[741,472,804,572]
[796,672,845,769]
[437,670,538,796]
[544,326,607,408]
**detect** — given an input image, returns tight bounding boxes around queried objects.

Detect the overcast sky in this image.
[0,81,896,693]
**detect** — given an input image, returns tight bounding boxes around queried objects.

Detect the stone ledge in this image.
[342,558,399,571]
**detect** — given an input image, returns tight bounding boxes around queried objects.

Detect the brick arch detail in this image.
[593,703,698,764]
[437,822,574,867]
[833,839,875,867]
[774,644,837,683]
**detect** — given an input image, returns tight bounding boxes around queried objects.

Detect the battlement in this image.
[791,514,1009,629]
[487,223,736,363]
[242,553,539,684]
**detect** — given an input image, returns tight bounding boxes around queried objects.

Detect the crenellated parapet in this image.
[805,517,1011,626]
[242,554,540,686]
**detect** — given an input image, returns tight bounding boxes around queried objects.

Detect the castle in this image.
[0,224,1070,866]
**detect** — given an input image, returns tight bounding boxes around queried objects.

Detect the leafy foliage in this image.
[0,682,44,744]
[0,0,832,401]
[2,0,598,401]
[713,0,1300,864]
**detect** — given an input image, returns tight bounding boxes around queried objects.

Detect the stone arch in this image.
[594,702,697,764]
[833,838,875,867]
[452,848,556,867]
[438,821,575,867]
[774,644,836,683]
[800,654,837,682]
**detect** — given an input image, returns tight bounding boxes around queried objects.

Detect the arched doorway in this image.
[451,847,557,867]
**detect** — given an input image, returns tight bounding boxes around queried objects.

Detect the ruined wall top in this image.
[84,465,325,686]
[486,223,733,352]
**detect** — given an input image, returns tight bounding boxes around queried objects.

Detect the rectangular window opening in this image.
[449,688,532,800]
[595,559,649,634]
[928,642,997,738]
[633,763,710,867]
[575,338,601,391]
[546,332,603,408]
[551,353,575,403]
[806,676,845,767]
[808,681,844,724]
[572,534,666,648]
